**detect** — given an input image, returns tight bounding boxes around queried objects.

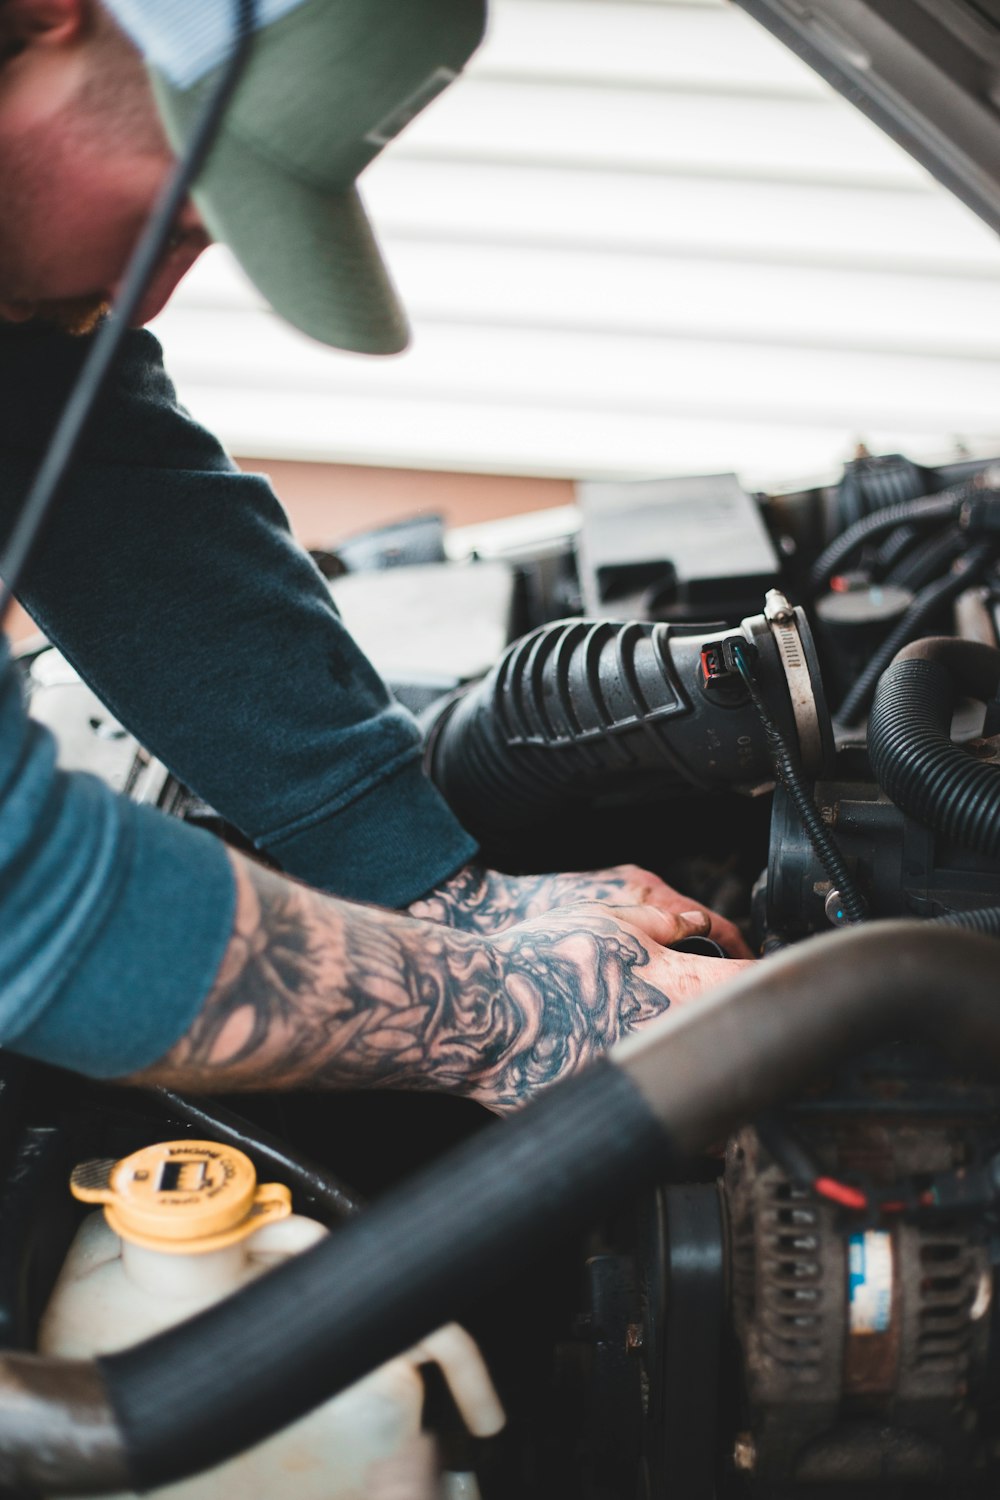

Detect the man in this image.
[0,0,753,1111]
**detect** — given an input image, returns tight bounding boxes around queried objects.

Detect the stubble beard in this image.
[33,297,110,336]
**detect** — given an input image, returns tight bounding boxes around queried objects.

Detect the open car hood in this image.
[733,0,1000,235]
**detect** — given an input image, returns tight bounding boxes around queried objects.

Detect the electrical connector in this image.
[700,635,754,689]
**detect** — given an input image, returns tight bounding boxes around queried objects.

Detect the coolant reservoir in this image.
[39,1140,505,1500]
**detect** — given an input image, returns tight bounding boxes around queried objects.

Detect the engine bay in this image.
[11,446,1000,1497]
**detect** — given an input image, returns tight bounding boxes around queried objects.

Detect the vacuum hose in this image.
[868,636,1000,859]
[5,925,1000,1493]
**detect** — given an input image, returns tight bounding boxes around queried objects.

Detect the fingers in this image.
[589,865,755,959]
[644,950,757,1008]
[579,903,756,998]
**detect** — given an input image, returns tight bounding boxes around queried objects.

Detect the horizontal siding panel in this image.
[395,77,926,185]
[158,313,1000,431]
[151,0,1000,485]
[379,244,1000,356]
[480,0,823,94]
[170,245,1000,357]
[366,162,1000,274]
[182,385,997,485]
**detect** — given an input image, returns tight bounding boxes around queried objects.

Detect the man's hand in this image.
[137,854,755,1114]
[461,900,754,1113]
[409,861,753,958]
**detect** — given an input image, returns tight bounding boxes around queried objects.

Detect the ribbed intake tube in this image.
[868,637,1000,859]
[427,611,826,839]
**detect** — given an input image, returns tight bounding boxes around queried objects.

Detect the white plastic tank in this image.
[39,1139,505,1500]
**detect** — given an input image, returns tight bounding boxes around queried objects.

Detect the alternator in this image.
[725,1117,995,1487]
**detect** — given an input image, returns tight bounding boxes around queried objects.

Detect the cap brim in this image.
[153,78,410,355]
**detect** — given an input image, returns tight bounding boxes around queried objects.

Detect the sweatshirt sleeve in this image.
[0,324,476,908]
[0,641,235,1077]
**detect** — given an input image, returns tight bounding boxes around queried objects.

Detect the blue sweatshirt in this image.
[0,323,475,1075]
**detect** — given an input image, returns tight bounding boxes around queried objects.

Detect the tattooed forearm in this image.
[136,853,679,1112]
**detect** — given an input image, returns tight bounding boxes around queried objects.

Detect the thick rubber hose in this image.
[101,1065,674,1491]
[868,638,1000,859]
[836,543,996,727]
[99,927,1000,1486]
[615,925,1000,1154]
[808,492,962,596]
[5,926,1000,1492]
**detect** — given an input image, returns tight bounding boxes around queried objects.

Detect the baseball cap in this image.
[106,0,487,353]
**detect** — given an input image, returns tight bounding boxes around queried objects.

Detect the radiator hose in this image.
[1,925,999,1493]
[868,636,1000,859]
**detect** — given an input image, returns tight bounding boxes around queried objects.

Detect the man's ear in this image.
[2,0,87,51]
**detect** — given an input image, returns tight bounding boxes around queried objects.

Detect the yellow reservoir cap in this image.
[70,1140,292,1254]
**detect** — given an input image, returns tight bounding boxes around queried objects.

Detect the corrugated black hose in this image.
[868,636,1000,862]
[808,491,965,596]
[934,907,1000,937]
[874,523,921,575]
[887,524,966,592]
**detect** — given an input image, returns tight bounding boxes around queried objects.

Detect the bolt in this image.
[825,888,851,927]
[733,1433,757,1473]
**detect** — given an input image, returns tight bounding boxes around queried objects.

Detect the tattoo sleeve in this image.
[135,853,673,1113]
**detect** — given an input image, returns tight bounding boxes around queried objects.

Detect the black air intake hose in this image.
[868,636,1000,859]
[426,612,827,840]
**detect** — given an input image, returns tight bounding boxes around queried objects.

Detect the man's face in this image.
[0,0,208,333]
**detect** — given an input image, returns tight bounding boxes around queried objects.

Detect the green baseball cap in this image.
[149,0,487,353]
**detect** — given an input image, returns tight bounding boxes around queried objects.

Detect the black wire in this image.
[733,641,867,923]
[756,1114,818,1187]
[0,0,257,627]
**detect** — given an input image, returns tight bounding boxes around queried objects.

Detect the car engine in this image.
[12,446,1000,1497]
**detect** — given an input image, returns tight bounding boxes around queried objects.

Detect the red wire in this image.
[814,1176,869,1211]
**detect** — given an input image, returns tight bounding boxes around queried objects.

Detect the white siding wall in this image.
[150,0,1000,489]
